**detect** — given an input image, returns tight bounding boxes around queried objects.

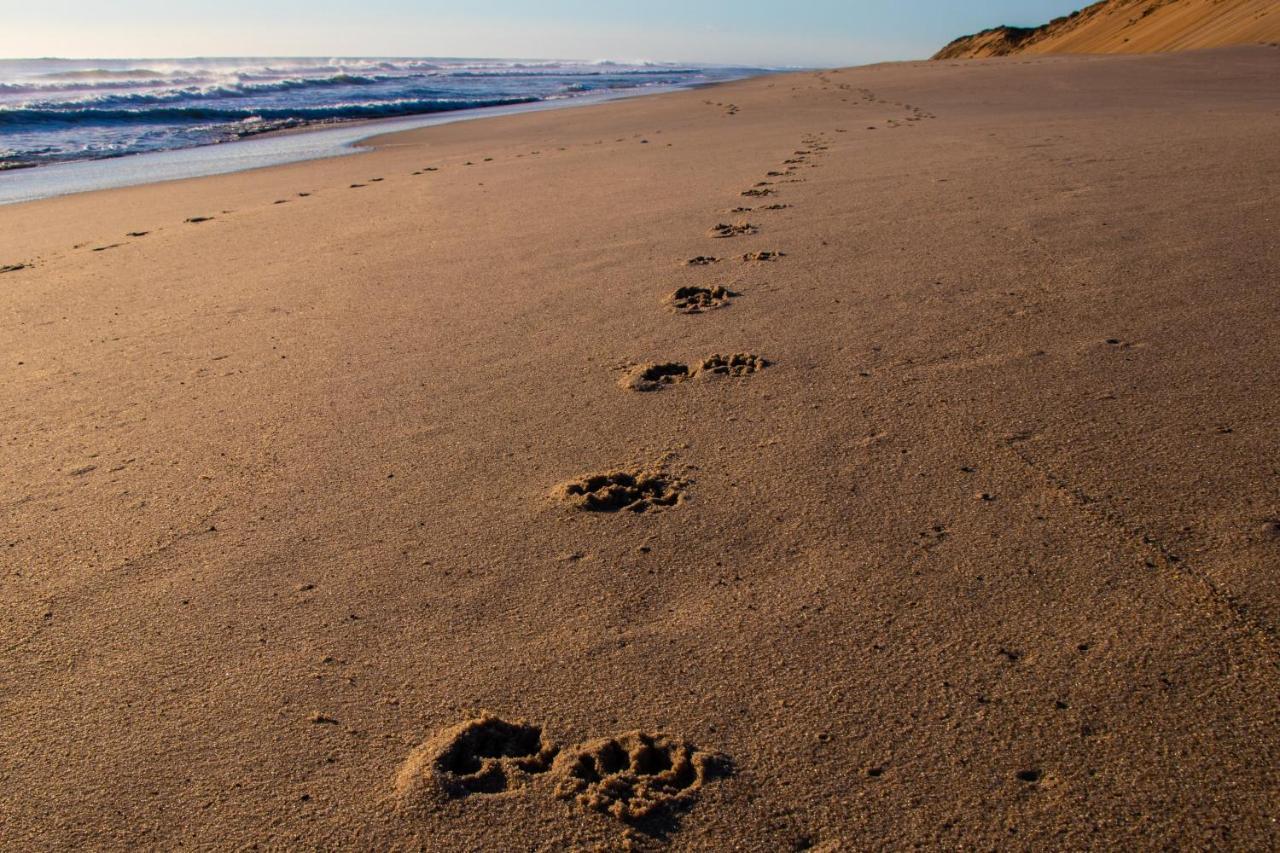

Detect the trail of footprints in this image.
[547,128,839,512]
[25,119,885,277]
[490,127,854,830]
[483,103,930,833]
[394,131,848,834]
[548,133,835,517]
[395,714,729,825]
[554,131,847,511]
[9,102,921,836]
[29,145,613,267]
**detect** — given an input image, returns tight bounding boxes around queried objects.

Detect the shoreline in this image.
[0,74,768,207]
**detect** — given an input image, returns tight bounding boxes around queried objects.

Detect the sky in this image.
[1,1,1089,66]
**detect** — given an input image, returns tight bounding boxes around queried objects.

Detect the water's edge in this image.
[0,78,752,207]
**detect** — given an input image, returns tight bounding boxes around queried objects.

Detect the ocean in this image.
[0,57,765,169]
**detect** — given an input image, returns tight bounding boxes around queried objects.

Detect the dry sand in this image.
[2,45,1279,850]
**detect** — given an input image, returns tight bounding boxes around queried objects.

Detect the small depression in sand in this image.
[553,731,729,822]
[696,352,771,376]
[394,714,557,807]
[621,362,692,391]
[554,469,686,513]
[710,222,758,238]
[665,285,736,314]
[621,353,770,391]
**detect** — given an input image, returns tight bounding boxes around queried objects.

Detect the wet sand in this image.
[2,45,1278,850]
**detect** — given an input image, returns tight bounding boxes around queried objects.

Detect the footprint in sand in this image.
[185,216,214,224]
[741,188,775,198]
[620,353,770,391]
[554,468,686,513]
[620,362,693,391]
[349,183,367,188]
[125,231,149,237]
[710,222,757,238]
[696,352,771,377]
[742,251,785,262]
[685,256,721,266]
[1,263,29,274]
[394,714,558,808]
[552,731,729,822]
[666,285,736,314]
[92,244,123,252]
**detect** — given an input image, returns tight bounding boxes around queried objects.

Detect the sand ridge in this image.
[935,0,1280,59]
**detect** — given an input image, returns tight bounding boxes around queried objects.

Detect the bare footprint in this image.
[552,731,729,822]
[666,285,736,314]
[620,362,692,391]
[554,468,686,513]
[621,353,769,391]
[710,222,757,238]
[696,353,771,376]
[394,714,557,808]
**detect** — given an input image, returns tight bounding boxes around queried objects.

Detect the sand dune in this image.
[2,45,1279,849]
[935,0,1280,58]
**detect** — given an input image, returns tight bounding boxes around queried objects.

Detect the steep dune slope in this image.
[935,0,1280,59]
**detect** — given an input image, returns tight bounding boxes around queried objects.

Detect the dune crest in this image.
[935,0,1280,58]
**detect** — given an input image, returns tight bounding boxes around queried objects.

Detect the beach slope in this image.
[1,45,1279,849]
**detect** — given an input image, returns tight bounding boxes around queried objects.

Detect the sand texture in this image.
[2,46,1279,850]
[935,0,1280,59]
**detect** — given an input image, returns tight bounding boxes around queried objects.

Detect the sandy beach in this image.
[2,45,1278,849]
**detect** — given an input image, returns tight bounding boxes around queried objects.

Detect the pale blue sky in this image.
[2,1,1085,65]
